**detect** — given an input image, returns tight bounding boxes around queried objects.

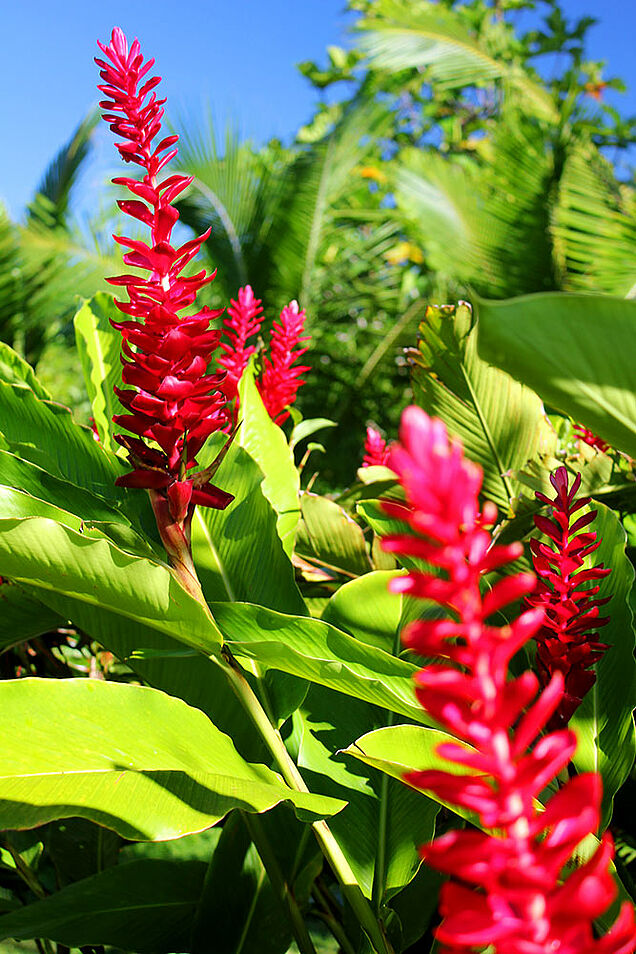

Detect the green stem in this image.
[242,812,317,954]
[214,649,393,954]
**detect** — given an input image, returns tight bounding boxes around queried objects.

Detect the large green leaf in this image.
[296,492,372,578]
[570,502,636,827]
[0,341,51,399]
[73,292,126,453]
[0,582,63,650]
[294,686,438,900]
[411,302,552,512]
[0,859,206,952]
[211,601,427,723]
[0,450,161,561]
[476,293,636,460]
[32,590,267,765]
[237,363,300,556]
[192,438,306,615]
[0,380,124,500]
[0,679,344,839]
[190,811,296,954]
[0,517,221,654]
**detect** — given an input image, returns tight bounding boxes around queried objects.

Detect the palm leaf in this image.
[551,139,636,297]
[27,112,99,230]
[357,0,556,120]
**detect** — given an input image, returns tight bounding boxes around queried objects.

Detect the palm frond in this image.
[174,115,292,299]
[27,112,99,230]
[357,0,556,120]
[551,140,636,296]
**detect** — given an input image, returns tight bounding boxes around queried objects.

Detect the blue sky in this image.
[1,0,634,218]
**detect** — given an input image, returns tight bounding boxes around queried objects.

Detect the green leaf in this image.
[411,303,550,512]
[570,502,636,827]
[0,858,206,952]
[192,438,306,615]
[0,679,345,839]
[357,0,556,118]
[31,590,266,765]
[476,292,636,460]
[238,362,301,555]
[211,601,428,723]
[73,292,126,453]
[342,724,475,824]
[290,417,337,451]
[294,687,439,900]
[0,380,124,501]
[322,570,406,652]
[296,492,372,578]
[0,341,51,399]
[190,812,294,954]
[0,517,221,654]
[0,582,63,650]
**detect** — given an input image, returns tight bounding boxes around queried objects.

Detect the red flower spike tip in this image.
[382,405,635,954]
[257,300,310,425]
[574,423,610,454]
[362,425,389,467]
[526,465,612,729]
[219,285,264,405]
[96,28,233,567]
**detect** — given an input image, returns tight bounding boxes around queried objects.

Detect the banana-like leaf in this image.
[570,502,636,827]
[0,341,51,399]
[0,859,205,952]
[293,686,439,900]
[0,679,344,839]
[74,293,126,453]
[357,0,555,119]
[0,380,124,500]
[0,582,63,650]
[476,292,636,460]
[211,601,428,723]
[238,363,300,556]
[192,438,306,615]
[411,303,550,512]
[0,517,221,654]
[296,491,372,578]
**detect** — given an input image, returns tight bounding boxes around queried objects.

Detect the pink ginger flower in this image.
[257,300,310,424]
[219,285,264,403]
[574,423,610,454]
[526,467,611,730]
[381,406,636,954]
[96,28,232,537]
[362,425,389,467]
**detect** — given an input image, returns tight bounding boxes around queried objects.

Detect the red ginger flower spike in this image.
[257,300,310,425]
[526,466,611,730]
[96,28,233,584]
[574,423,610,454]
[381,406,635,954]
[362,425,390,467]
[219,285,264,405]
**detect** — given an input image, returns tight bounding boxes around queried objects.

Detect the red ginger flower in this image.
[526,467,611,730]
[381,406,635,954]
[96,27,232,540]
[219,285,264,404]
[257,300,310,424]
[574,424,610,454]
[362,425,390,467]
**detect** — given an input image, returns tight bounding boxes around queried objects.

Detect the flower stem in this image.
[214,647,393,954]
